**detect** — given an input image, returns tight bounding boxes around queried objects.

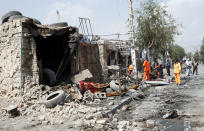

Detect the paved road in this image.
[161,65,204,131]
[180,65,204,131]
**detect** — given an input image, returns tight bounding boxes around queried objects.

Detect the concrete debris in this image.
[163,110,178,119]
[4,105,20,118]
[42,120,49,125]
[64,93,72,102]
[109,80,125,92]
[146,120,156,127]
[127,90,145,99]
[85,114,94,120]
[71,69,93,84]
[106,88,113,93]
[103,97,132,118]
[96,119,107,125]
[83,90,94,101]
[69,86,83,101]
[108,101,114,106]
[94,92,106,99]
[107,65,119,70]
[1,11,199,131]
[121,105,129,111]
[38,115,45,121]
[94,99,101,104]
[117,121,130,131]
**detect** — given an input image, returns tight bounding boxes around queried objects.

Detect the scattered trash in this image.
[79,81,109,93]
[163,110,178,119]
[145,81,169,86]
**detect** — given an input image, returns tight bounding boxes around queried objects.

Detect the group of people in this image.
[174,59,199,85]
[142,58,165,81]
[128,58,199,85]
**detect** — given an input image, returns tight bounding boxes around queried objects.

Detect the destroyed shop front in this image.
[0,18,103,92]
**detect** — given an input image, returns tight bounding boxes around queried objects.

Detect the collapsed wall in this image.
[0,17,104,95]
[0,18,39,92]
[77,43,103,82]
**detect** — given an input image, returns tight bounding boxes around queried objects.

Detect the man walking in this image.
[193,61,199,75]
[186,59,192,76]
[174,60,181,85]
[166,59,171,76]
[143,58,151,80]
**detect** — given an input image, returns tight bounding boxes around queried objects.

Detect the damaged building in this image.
[0,17,103,92]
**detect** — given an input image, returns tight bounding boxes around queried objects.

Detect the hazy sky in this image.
[1,0,203,53]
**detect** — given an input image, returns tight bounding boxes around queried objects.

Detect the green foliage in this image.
[134,0,179,59]
[169,44,186,61]
[193,50,200,61]
[200,37,204,63]
[186,52,192,59]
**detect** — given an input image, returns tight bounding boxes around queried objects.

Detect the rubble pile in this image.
[0,81,141,125]
[0,72,148,130]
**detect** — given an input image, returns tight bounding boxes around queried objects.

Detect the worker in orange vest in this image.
[174,59,181,85]
[128,64,133,74]
[143,58,151,80]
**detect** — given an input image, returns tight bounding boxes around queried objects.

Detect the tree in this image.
[169,44,186,61]
[186,52,192,59]
[200,37,204,63]
[134,0,179,61]
[193,50,200,61]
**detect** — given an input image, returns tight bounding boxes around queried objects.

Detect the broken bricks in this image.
[71,69,93,84]
[94,92,106,99]
[4,105,20,117]
[163,109,178,119]
[83,90,94,101]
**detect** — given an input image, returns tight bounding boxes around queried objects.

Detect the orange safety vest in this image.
[143,60,150,72]
[128,64,133,71]
[174,63,181,74]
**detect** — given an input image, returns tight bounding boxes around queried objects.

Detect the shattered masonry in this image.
[0,17,104,93]
[0,19,39,91]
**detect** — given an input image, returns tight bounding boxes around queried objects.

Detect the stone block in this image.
[38,115,45,121]
[146,120,155,127]
[94,92,106,99]
[106,88,113,93]
[96,119,107,125]
[71,69,93,83]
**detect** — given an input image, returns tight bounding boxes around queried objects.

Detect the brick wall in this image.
[0,19,39,93]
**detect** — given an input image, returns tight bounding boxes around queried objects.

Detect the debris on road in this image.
[3,105,20,118]
[163,109,178,119]
[71,69,93,84]
[44,90,66,108]
[0,9,201,131]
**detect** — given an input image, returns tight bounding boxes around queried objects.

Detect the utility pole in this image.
[128,0,137,75]
[116,33,120,41]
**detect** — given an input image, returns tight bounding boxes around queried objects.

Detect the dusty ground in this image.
[0,66,204,131]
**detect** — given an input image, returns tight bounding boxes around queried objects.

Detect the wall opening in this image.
[34,33,71,85]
